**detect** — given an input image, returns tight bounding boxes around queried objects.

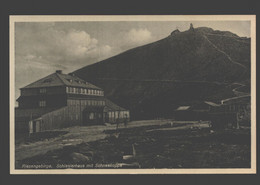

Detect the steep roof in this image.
[22,71,102,90]
[15,107,60,119]
[104,99,127,111]
[176,106,190,111]
[204,101,221,107]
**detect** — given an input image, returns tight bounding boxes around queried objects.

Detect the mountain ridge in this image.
[73,25,251,119]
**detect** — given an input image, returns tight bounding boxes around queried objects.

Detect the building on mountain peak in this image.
[171,29,180,36]
[189,23,194,31]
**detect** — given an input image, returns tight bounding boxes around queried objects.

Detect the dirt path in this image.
[232,83,249,96]
[221,83,250,104]
[203,35,247,70]
[16,120,197,161]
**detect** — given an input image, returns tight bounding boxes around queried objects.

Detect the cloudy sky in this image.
[15,20,250,100]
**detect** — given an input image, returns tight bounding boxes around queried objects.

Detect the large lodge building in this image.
[15,70,130,134]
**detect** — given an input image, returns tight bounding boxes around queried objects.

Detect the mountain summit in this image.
[73,25,250,119]
[75,25,250,83]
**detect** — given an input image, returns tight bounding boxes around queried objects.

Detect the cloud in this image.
[123,28,153,47]
[14,24,153,99]
[15,23,114,99]
[59,30,99,58]
[15,23,113,65]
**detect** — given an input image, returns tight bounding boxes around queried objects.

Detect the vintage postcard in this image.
[10,15,256,174]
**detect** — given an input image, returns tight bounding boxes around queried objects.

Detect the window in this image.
[89,113,94,120]
[115,111,119,119]
[39,88,46,93]
[39,100,46,107]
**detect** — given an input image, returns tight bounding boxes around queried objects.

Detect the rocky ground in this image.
[15,120,250,169]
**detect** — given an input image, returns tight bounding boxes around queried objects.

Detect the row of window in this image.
[39,100,105,108]
[67,99,105,106]
[39,88,47,93]
[66,87,104,96]
[38,87,104,96]
[108,111,129,119]
[39,100,46,107]
[211,104,249,112]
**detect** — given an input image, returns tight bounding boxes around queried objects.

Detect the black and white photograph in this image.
[9,15,256,174]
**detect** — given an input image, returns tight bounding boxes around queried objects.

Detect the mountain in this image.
[73,25,251,120]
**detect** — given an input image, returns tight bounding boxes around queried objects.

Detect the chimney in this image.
[56,70,62,74]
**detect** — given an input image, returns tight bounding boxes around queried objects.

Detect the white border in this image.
[10,15,256,174]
